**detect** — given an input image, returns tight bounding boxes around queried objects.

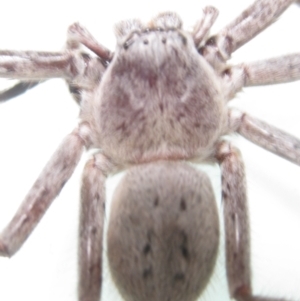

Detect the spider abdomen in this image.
[107,161,219,301]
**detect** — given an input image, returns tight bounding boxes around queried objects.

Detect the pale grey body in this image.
[108,162,219,301]
[91,28,225,163]
[0,1,300,301]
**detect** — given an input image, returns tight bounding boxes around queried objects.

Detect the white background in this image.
[0,0,300,301]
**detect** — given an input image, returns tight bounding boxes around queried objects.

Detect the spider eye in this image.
[149,12,182,30]
[114,19,145,39]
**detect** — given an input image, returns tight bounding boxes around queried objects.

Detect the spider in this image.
[0,0,300,301]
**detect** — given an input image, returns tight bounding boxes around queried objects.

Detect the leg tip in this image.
[0,240,10,257]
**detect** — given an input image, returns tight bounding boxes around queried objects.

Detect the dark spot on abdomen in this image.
[180,231,189,260]
[143,243,151,255]
[180,198,186,211]
[174,273,185,282]
[143,266,153,279]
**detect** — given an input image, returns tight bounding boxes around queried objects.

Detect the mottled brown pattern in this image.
[78,154,110,301]
[108,162,219,301]
[216,143,251,298]
[0,1,299,301]
[95,29,225,163]
[0,129,85,257]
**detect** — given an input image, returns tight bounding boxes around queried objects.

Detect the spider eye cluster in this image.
[114,11,182,40]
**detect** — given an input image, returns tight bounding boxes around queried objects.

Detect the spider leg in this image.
[0,50,83,80]
[0,80,44,102]
[216,141,293,301]
[78,153,116,301]
[200,0,295,69]
[0,49,106,82]
[0,50,106,103]
[226,109,300,165]
[67,22,113,62]
[222,53,300,100]
[0,22,112,103]
[192,6,219,47]
[0,125,88,257]
[0,50,78,80]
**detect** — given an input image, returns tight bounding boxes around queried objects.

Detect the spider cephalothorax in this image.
[85,12,225,164]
